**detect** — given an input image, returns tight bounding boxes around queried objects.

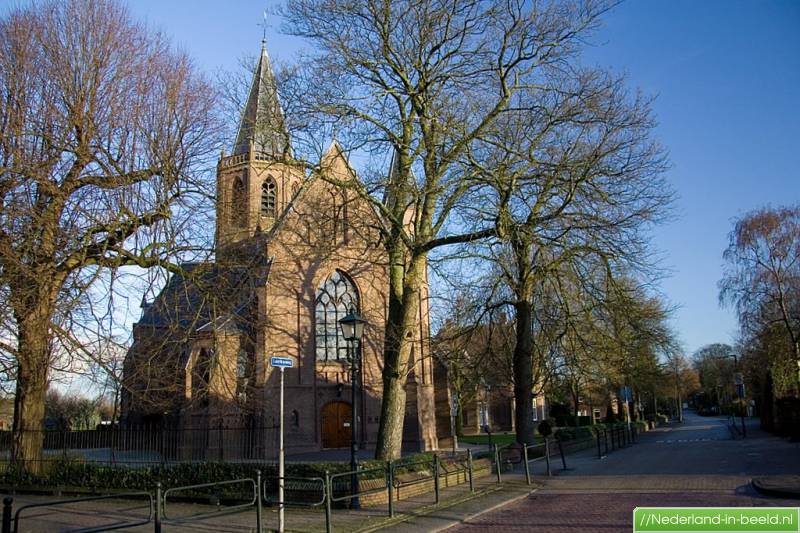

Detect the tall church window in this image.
[315,270,359,361]
[232,174,246,227]
[261,178,276,218]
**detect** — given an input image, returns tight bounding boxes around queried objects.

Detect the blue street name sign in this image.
[271,356,294,368]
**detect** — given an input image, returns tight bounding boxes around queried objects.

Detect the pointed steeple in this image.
[232,44,290,157]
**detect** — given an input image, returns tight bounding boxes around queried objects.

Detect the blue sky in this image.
[10,0,797,357]
[128,0,800,356]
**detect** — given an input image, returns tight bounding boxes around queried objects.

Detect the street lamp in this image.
[729,352,747,438]
[339,308,366,509]
[716,352,746,437]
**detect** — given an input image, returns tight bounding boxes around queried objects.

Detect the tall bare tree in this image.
[280,0,619,459]
[0,0,218,470]
[461,60,672,441]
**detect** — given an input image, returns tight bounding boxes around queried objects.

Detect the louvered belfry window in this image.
[261,178,276,218]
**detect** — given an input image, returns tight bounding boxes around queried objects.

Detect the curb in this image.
[355,485,503,533]
[357,481,538,533]
[432,485,538,533]
[751,478,800,500]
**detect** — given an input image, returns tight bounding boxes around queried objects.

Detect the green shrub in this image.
[0,452,442,495]
[554,426,593,441]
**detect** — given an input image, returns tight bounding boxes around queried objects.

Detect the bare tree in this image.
[461,60,672,441]
[0,0,219,470]
[720,205,800,393]
[280,0,619,459]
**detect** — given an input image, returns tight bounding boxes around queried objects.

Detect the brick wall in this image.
[357,458,492,507]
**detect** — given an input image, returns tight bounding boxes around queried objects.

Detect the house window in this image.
[232,174,247,227]
[532,396,538,422]
[261,178,276,218]
[315,270,359,361]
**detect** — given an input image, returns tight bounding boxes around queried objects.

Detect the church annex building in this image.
[121,44,448,458]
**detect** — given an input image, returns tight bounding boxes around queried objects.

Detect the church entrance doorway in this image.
[321,401,352,449]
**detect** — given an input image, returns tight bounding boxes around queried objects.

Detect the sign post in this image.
[620,385,632,431]
[271,356,294,533]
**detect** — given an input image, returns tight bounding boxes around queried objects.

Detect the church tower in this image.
[216,44,304,257]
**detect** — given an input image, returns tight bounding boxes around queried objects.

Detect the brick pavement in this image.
[447,412,800,533]
[449,491,796,533]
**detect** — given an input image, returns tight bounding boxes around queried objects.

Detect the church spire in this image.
[232,44,290,157]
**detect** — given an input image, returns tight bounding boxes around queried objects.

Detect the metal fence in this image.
[0,425,279,467]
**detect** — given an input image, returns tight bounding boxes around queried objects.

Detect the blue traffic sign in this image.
[271,356,294,368]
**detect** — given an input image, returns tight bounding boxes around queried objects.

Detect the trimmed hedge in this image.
[1,453,443,495]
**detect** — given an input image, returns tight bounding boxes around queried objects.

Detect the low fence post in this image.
[544,438,551,477]
[522,444,531,485]
[596,429,602,459]
[557,437,567,470]
[154,482,162,533]
[493,444,501,484]
[467,449,474,493]
[324,470,333,533]
[2,496,12,533]
[256,470,263,533]
[386,461,394,518]
[433,455,441,504]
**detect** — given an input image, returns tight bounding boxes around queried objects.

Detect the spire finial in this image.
[259,10,269,49]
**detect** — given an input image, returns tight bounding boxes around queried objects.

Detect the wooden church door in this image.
[321,401,352,448]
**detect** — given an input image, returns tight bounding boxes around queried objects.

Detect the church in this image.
[120,44,445,458]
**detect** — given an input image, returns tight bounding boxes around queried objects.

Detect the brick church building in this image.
[121,44,444,457]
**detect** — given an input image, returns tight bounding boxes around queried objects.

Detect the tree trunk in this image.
[11,311,53,474]
[375,253,425,460]
[513,299,535,445]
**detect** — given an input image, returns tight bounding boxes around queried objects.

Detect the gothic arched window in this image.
[261,178,276,218]
[315,270,359,361]
[232,174,246,227]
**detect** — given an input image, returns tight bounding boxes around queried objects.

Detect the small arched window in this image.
[232,175,246,227]
[261,178,276,218]
[315,270,359,361]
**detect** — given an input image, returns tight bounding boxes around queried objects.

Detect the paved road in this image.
[450,411,800,532]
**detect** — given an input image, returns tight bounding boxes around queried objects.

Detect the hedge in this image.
[1,452,442,495]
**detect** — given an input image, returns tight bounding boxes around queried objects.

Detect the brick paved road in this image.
[450,411,800,533]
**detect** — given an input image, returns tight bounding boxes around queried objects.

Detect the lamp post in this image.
[715,352,746,437]
[339,308,366,509]
[729,352,746,438]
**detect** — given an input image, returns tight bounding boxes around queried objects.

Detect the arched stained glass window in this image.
[261,178,276,218]
[232,174,246,227]
[315,271,359,361]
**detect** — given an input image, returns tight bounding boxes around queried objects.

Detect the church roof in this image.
[138,262,262,336]
[232,44,290,157]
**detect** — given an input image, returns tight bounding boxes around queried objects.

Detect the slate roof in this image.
[232,44,290,157]
[137,262,263,336]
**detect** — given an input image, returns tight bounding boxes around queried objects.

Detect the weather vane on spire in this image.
[259,10,270,48]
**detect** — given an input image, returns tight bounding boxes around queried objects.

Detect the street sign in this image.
[271,354,294,533]
[271,356,294,368]
[619,385,632,403]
